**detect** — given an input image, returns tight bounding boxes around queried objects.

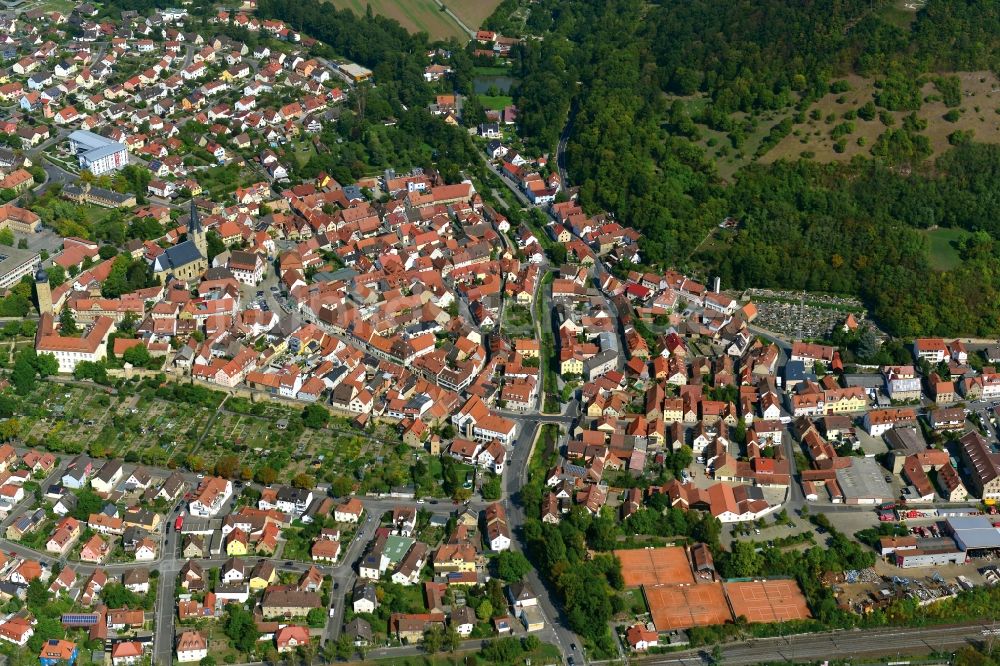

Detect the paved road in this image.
[152,498,184,666]
[504,420,586,663]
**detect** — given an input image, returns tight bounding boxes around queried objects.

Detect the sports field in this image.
[616,546,695,588]
[725,580,812,623]
[644,583,733,631]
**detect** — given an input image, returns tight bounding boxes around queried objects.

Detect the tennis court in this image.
[616,546,695,588]
[725,580,812,623]
[643,583,733,631]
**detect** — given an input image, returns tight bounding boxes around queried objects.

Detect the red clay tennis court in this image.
[644,583,733,631]
[615,547,695,588]
[725,580,811,623]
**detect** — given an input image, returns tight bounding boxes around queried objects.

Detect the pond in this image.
[473,75,516,94]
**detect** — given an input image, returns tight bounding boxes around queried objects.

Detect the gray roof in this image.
[153,239,203,272]
[834,457,893,501]
[783,360,816,383]
[947,515,1000,550]
[885,427,926,455]
[346,617,372,640]
[96,460,122,482]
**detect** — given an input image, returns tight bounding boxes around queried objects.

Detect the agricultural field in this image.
[325,0,473,41]
[448,0,504,33]
[760,72,1000,165]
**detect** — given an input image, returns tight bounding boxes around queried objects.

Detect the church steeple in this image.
[190,198,206,258]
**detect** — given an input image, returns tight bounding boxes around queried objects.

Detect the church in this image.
[152,199,208,283]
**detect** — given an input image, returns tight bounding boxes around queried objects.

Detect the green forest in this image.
[496,0,1000,336]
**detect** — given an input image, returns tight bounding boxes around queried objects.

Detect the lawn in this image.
[473,66,511,77]
[923,227,970,271]
[290,139,316,169]
[478,94,513,111]
[324,0,469,41]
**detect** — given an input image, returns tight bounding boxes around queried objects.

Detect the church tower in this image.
[190,198,207,259]
[35,266,51,316]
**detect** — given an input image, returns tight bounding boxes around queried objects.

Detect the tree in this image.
[422,625,444,653]
[292,472,315,489]
[476,600,493,621]
[481,473,502,500]
[71,489,104,520]
[0,418,19,441]
[200,657,217,666]
[301,404,329,429]
[101,583,141,608]
[214,455,240,479]
[46,264,66,287]
[11,348,37,395]
[481,638,523,663]
[725,541,764,578]
[331,475,354,497]
[255,466,278,485]
[26,578,48,609]
[495,551,532,582]
[206,230,225,262]
[306,607,327,627]
[223,604,260,653]
[122,343,152,368]
[34,353,58,378]
[59,307,79,336]
[444,627,461,652]
[0,228,12,246]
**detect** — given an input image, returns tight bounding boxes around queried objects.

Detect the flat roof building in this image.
[946,515,1000,552]
[68,130,128,175]
[0,244,39,289]
[834,457,893,505]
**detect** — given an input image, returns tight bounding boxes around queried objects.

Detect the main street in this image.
[503,419,587,663]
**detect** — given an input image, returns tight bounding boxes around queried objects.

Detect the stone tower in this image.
[190,198,206,259]
[35,266,51,316]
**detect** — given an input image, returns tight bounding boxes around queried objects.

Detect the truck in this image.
[174,515,184,532]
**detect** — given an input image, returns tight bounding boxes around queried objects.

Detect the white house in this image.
[188,476,233,517]
[176,631,208,663]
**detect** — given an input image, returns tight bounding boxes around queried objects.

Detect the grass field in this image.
[760,71,1000,165]
[326,0,473,41]
[479,94,513,110]
[922,227,970,271]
